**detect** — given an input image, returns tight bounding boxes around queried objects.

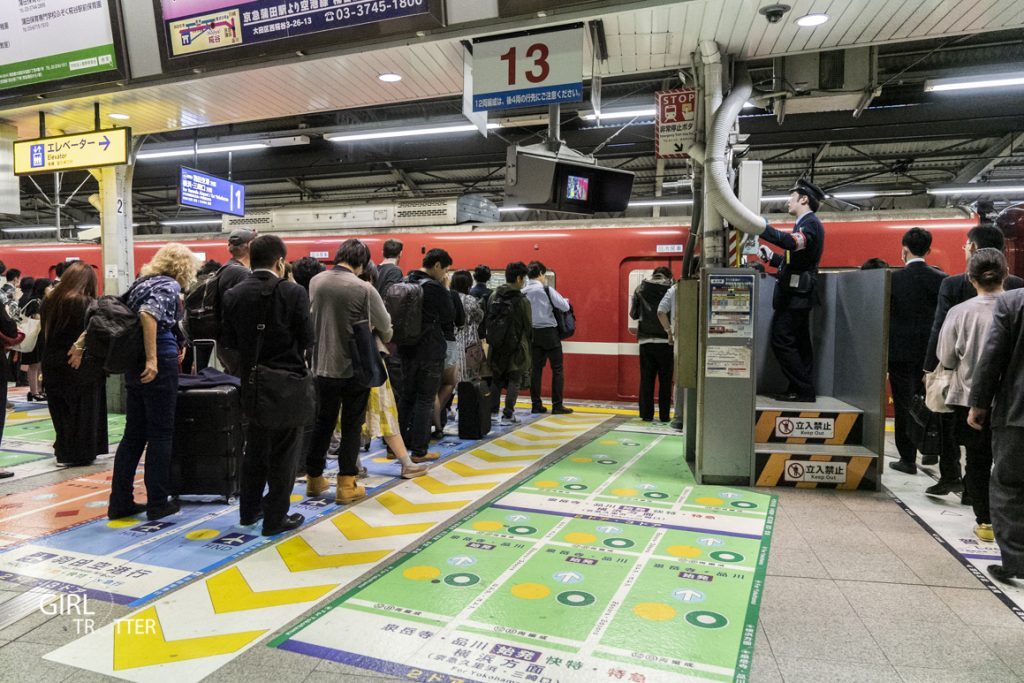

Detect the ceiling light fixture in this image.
[326,122,501,143]
[583,108,656,121]
[628,198,694,207]
[796,13,829,27]
[158,219,224,226]
[924,71,1024,92]
[927,185,1024,195]
[108,113,130,120]
[137,142,269,160]
[1,226,59,234]
[378,73,402,82]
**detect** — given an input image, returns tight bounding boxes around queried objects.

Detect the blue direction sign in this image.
[179,167,245,217]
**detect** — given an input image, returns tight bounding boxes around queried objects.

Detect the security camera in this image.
[759,4,791,23]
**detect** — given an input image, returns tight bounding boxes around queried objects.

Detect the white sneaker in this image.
[500,414,521,426]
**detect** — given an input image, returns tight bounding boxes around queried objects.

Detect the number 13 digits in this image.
[499,43,550,85]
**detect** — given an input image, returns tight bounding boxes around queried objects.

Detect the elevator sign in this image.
[179,167,245,217]
[14,129,130,175]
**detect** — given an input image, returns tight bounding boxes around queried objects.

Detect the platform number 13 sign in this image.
[471,25,584,112]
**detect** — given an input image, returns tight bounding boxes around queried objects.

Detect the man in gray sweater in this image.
[304,239,392,505]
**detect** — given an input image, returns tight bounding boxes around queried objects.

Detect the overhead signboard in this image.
[179,167,245,217]
[157,0,443,62]
[656,88,697,159]
[13,128,131,175]
[0,0,121,93]
[472,24,584,112]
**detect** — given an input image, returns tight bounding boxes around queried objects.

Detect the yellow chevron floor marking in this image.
[528,423,572,433]
[277,536,391,572]
[377,490,470,514]
[112,606,265,671]
[332,511,434,541]
[502,431,566,443]
[489,438,546,452]
[445,461,520,477]
[206,567,334,614]
[470,448,538,463]
[413,475,497,495]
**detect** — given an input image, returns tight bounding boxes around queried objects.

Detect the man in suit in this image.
[969,288,1024,586]
[924,224,1024,497]
[888,228,946,476]
[222,235,313,536]
[758,178,826,403]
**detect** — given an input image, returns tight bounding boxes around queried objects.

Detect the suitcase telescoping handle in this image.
[187,338,219,375]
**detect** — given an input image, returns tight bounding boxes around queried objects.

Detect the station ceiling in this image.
[5,0,1024,233]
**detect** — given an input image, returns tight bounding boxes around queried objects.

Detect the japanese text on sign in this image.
[13,128,129,175]
[179,167,245,217]
[656,89,696,159]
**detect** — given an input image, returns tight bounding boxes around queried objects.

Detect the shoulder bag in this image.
[11,303,41,353]
[923,367,954,414]
[544,286,576,340]
[349,288,387,389]
[246,279,316,429]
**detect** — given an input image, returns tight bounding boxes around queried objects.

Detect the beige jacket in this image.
[308,267,392,379]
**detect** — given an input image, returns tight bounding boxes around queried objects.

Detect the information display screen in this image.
[179,167,246,217]
[0,0,120,93]
[565,175,589,202]
[157,0,439,61]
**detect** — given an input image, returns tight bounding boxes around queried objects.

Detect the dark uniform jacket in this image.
[398,270,455,363]
[969,289,1024,429]
[924,272,1024,371]
[889,261,946,365]
[487,285,533,380]
[760,211,825,310]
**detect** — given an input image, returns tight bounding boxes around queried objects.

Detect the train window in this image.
[627,269,655,333]
[484,269,555,289]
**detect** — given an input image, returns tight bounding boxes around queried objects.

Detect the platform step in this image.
[753,442,880,491]
[755,395,863,446]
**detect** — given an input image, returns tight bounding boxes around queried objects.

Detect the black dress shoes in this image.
[987,564,1020,586]
[925,479,963,496]
[108,502,146,520]
[239,512,264,527]
[147,500,181,521]
[771,393,816,403]
[262,513,305,537]
[921,455,939,466]
[888,461,918,475]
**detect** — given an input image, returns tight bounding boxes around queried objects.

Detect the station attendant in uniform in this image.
[758,178,827,403]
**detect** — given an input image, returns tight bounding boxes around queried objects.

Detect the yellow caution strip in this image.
[413,475,497,495]
[376,491,470,515]
[332,512,433,541]
[277,536,392,572]
[445,461,520,477]
[207,567,334,614]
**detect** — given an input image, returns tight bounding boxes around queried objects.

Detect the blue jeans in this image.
[110,356,179,513]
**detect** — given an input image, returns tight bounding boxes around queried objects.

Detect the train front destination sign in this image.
[179,167,246,217]
[13,128,131,175]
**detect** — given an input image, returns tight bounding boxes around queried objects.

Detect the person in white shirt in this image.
[523,261,573,415]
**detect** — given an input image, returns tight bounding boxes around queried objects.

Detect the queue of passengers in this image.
[2,232,572,538]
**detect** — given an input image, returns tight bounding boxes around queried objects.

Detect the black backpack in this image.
[383,280,424,347]
[184,265,228,342]
[84,294,143,374]
[637,280,671,337]
[485,292,520,353]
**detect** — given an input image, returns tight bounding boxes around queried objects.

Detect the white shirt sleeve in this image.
[658,284,676,315]
[547,286,570,311]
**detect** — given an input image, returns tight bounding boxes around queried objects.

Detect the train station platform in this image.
[0,389,1021,682]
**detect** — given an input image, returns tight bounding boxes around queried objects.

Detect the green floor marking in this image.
[0,451,50,467]
[5,413,125,444]
[273,423,775,682]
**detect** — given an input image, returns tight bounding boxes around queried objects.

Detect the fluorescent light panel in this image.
[628,198,694,207]
[928,185,1024,195]
[159,219,223,226]
[582,108,656,121]
[326,122,500,142]
[136,142,269,160]
[925,71,1024,92]
[2,226,58,234]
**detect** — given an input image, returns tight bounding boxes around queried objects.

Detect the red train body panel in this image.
[0,214,1003,402]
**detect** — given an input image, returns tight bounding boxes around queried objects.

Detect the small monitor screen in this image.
[565,175,590,202]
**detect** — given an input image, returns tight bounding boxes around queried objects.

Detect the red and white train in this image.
[2,211,1014,402]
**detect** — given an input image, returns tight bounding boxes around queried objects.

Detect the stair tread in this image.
[755,443,876,457]
[755,395,863,414]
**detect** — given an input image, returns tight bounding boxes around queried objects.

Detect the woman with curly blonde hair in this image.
[104,243,197,520]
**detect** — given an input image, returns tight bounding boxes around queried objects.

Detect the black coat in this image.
[888,261,946,365]
[970,288,1024,429]
[221,271,313,375]
[924,272,1024,371]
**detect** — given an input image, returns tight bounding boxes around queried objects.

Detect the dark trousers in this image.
[385,354,403,407]
[47,381,108,465]
[888,362,922,464]
[495,372,526,418]
[991,426,1024,575]
[530,327,565,409]
[110,356,179,513]
[639,343,674,421]
[954,406,992,525]
[398,356,444,456]
[241,424,301,525]
[770,307,815,399]
[0,367,7,443]
[305,376,369,478]
[937,411,963,484]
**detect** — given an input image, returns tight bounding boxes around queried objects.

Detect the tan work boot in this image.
[336,475,366,504]
[306,475,330,498]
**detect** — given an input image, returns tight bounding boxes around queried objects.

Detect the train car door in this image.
[618,258,680,399]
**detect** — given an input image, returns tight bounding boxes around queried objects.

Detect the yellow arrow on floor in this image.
[206,567,335,614]
[413,475,497,495]
[488,438,545,452]
[332,511,433,540]
[445,461,520,477]
[528,423,574,433]
[469,448,537,463]
[112,606,265,671]
[502,431,566,443]
[277,535,391,572]
[376,490,469,514]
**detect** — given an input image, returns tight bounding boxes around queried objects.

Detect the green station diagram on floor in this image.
[274,429,776,683]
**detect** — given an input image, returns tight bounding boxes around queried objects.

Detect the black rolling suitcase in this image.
[171,382,243,503]
[458,380,494,440]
